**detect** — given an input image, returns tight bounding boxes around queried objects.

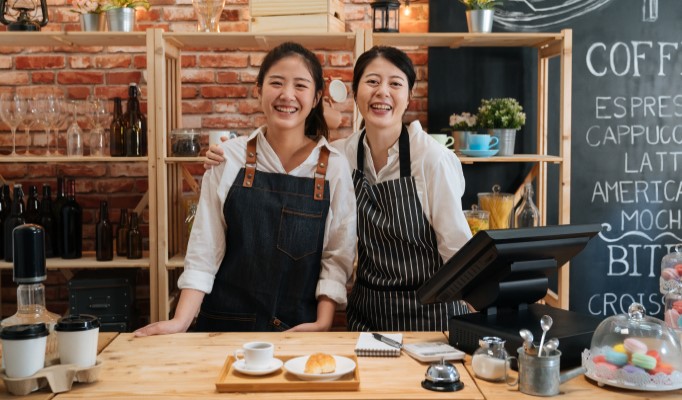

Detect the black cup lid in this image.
[0,323,49,340]
[13,224,46,284]
[55,314,101,332]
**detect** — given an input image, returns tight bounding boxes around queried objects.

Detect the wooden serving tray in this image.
[215,355,360,393]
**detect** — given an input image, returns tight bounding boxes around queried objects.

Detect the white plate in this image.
[283,355,356,381]
[232,358,283,376]
[329,79,348,103]
[460,149,499,157]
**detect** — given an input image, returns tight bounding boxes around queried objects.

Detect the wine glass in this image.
[66,100,83,157]
[87,96,109,156]
[0,93,26,156]
[20,98,38,156]
[30,95,58,155]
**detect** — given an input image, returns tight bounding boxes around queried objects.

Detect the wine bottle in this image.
[24,185,41,225]
[95,201,113,261]
[110,97,125,157]
[59,179,82,259]
[514,183,541,228]
[52,177,66,257]
[3,184,25,262]
[123,83,147,157]
[0,184,10,260]
[127,211,142,259]
[116,208,129,257]
[39,184,57,258]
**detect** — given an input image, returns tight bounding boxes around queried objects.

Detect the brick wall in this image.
[0,0,429,326]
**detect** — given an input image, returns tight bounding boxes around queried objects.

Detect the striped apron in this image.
[346,126,468,332]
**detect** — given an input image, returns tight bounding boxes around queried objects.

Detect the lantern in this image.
[370,0,400,33]
[0,0,48,31]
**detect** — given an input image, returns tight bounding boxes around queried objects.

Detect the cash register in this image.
[418,224,604,368]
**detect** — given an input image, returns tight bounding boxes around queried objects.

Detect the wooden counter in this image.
[0,332,118,400]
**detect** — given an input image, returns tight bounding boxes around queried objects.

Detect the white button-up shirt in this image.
[333,120,472,262]
[178,127,357,306]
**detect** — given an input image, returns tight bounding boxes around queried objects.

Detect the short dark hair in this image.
[256,42,328,140]
[352,46,417,99]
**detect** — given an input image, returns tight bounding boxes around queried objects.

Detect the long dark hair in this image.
[256,42,328,140]
[352,45,417,99]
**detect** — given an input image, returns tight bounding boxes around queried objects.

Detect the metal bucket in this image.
[106,8,136,32]
[517,347,561,396]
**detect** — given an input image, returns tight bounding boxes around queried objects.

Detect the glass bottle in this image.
[3,184,25,263]
[24,185,41,225]
[110,97,125,157]
[0,184,10,260]
[127,211,142,259]
[1,224,61,361]
[52,177,66,258]
[95,200,113,261]
[471,336,509,382]
[39,184,57,258]
[59,179,82,259]
[124,83,147,157]
[514,183,540,228]
[66,101,83,157]
[116,208,129,257]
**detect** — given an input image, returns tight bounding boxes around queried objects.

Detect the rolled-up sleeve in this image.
[316,151,357,306]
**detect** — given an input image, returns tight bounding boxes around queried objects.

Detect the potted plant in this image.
[72,0,106,31]
[458,0,501,33]
[101,0,151,32]
[449,111,477,154]
[476,97,526,156]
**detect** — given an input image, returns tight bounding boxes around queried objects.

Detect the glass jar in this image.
[477,184,514,229]
[463,204,489,235]
[514,182,540,228]
[170,128,202,157]
[664,285,682,333]
[471,336,509,382]
[660,244,682,294]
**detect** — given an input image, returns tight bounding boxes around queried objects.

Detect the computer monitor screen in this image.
[417,224,601,311]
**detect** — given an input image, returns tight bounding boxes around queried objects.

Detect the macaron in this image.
[665,309,681,328]
[650,362,674,375]
[605,348,628,366]
[623,338,648,354]
[613,343,627,353]
[631,352,657,370]
[673,300,682,314]
[622,364,646,374]
[662,268,679,281]
[592,354,606,363]
[646,349,661,363]
[675,263,682,276]
[595,361,618,371]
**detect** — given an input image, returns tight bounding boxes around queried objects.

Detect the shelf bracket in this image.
[181,165,201,195]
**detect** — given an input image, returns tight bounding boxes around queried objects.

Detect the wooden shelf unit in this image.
[150,29,364,320]
[366,30,574,309]
[0,30,159,322]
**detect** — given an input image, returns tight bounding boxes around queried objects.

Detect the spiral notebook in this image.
[354,332,403,357]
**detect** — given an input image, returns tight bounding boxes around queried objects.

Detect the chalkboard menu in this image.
[429,0,682,318]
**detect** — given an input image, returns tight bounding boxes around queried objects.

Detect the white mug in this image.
[234,341,274,370]
[428,133,455,148]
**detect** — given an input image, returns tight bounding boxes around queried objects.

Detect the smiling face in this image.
[355,57,411,132]
[258,55,321,135]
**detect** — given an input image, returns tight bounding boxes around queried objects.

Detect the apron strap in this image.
[357,125,412,178]
[313,146,330,201]
[242,136,257,188]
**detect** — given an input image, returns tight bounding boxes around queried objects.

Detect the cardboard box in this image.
[250,14,345,33]
[250,0,345,20]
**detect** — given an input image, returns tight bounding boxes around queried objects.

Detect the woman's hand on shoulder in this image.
[133,318,189,337]
[203,141,227,169]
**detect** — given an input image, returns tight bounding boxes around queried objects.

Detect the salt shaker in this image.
[471,336,509,382]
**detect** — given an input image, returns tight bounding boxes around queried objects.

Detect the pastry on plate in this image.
[304,353,336,374]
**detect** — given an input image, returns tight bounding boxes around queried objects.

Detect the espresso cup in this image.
[234,341,274,370]
[429,133,455,148]
[55,314,101,368]
[468,134,499,151]
[0,323,49,378]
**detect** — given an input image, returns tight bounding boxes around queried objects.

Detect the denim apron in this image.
[347,126,468,332]
[195,136,331,332]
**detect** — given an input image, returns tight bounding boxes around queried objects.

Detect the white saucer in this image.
[232,358,283,376]
[329,79,348,103]
[283,355,356,381]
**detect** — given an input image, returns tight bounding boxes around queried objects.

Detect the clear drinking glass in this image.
[47,95,64,155]
[66,101,83,157]
[0,93,26,156]
[87,96,109,156]
[20,99,38,156]
[193,0,226,32]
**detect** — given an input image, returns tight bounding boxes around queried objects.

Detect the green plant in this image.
[458,0,501,11]
[101,0,150,11]
[449,112,477,130]
[477,98,526,129]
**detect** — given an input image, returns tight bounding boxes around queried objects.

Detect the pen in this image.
[372,333,403,349]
